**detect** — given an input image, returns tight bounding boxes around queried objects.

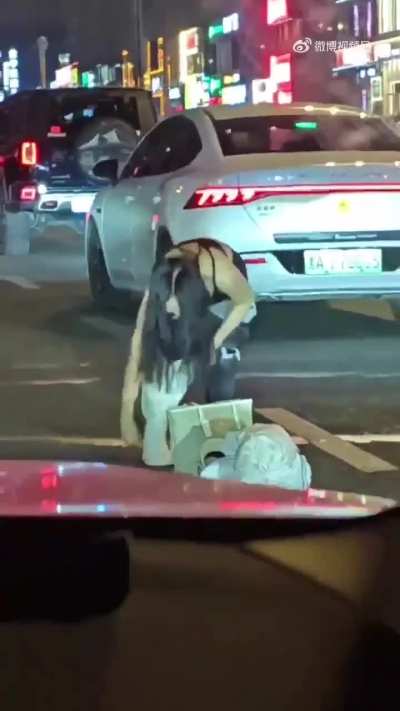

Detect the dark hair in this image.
[139,254,212,387]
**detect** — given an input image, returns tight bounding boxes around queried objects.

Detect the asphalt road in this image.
[2,227,400,501]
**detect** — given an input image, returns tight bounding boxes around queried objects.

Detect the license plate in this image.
[304,249,382,276]
[71,194,96,214]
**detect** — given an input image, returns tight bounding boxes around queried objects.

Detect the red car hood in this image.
[0,460,395,519]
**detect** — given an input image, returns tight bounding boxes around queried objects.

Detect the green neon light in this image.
[294,121,319,130]
[208,23,224,39]
[210,76,223,95]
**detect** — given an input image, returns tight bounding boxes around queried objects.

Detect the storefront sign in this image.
[223,13,239,34]
[55,65,72,87]
[54,62,79,88]
[224,73,240,85]
[185,73,208,109]
[209,12,239,39]
[338,43,373,68]
[179,27,200,82]
[277,90,292,104]
[374,43,392,60]
[267,0,288,25]
[222,83,247,105]
[151,76,163,94]
[6,48,19,94]
[2,61,10,92]
[71,65,79,87]
[209,23,223,40]
[270,54,291,84]
[82,71,95,88]
[204,75,223,97]
[252,78,275,103]
[169,86,181,100]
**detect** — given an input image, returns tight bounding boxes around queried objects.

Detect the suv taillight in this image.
[20,141,38,167]
[20,185,37,201]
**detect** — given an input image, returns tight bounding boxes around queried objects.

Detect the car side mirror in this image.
[93,158,119,184]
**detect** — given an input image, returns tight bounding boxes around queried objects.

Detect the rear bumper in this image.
[244,250,400,302]
[33,191,97,233]
[37,191,97,216]
[256,283,400,302]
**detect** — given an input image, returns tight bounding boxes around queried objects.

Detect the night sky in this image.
[0,0,235,88]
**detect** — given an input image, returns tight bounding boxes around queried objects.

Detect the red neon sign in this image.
[267,0,288,24]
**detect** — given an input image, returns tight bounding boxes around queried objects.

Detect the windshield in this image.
[0,0,399,525]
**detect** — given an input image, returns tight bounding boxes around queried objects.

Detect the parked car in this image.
[86,102,400,308]
[0,88,156,255]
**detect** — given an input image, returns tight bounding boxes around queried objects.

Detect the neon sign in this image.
[267,0,288,25]
[209,13,239,39]
[179,27,200,82]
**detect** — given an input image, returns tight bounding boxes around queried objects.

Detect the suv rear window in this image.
[214,115,400,154]
[48,92,141,131]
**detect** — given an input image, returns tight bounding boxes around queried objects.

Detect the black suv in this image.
[0,88,156,255]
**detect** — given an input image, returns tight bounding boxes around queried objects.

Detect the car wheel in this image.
[87,226,127,310]
[389,299,400,320]
[0,211,32,256]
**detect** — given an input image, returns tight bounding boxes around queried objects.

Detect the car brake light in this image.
[245,257,267,265]
[21,141,38,166]
[20,185,37,201]
[49,125,63,135]
[184,183,400,209]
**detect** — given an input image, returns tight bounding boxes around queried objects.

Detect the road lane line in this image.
[12,362,91,370]
[0,432,398,452]
[257,408,397,473]
[0,377,100,386]
[0,435,127,447]
[339,433,400,444]
[0,276,40,290]
[239,371,400,379]
[293,435,400,445]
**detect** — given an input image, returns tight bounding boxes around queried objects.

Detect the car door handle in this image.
[124,195,135,204]
[153,195,161,205]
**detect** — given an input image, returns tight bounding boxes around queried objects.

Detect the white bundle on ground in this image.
[201,424,312,491]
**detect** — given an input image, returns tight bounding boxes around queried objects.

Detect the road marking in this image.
[239,371,400,379]
[0,431,399,455]
[294,433,400,445]
[0,435,127,447]
[340,433,400,444]
[257,407,397,473]
[12,362,91,370]
[0,377,100,386]
[0,276,39,290]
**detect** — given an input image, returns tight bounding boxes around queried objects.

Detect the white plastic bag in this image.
[201,424,312,491]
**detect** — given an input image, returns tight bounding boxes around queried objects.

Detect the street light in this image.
[132,0,143,85]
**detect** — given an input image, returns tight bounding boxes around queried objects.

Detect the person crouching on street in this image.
[120,238,255,467]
